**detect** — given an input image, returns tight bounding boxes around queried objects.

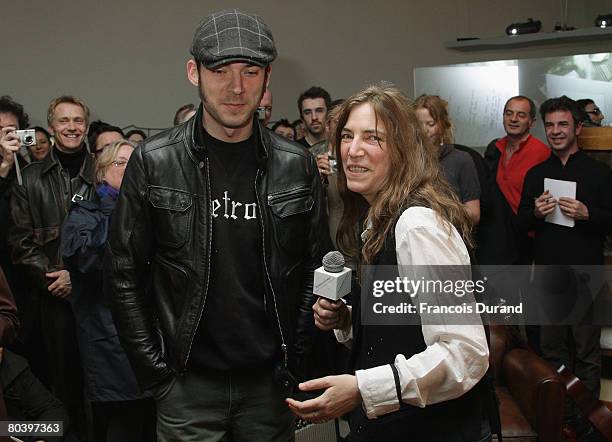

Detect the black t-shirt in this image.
[439,144,481,203]
[296,137,311,149]
[189,122,278,371]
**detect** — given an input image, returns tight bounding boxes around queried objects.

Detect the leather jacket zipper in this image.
[255,168,289,368]
[61,168,70,217]
[182,155,213,373]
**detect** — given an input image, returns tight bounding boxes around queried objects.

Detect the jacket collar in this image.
[185,103,270,166]
[43,147,94,185]
[41,147,59,174]
[256,118,270,165]
[550,148,583,166]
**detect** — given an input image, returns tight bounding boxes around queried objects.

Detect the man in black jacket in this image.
[9,96,93,440]
[106,8,327,442]
[0,96,30,322]
[518,96,612,439]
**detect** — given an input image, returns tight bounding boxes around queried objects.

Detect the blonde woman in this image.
[62,140,155,441]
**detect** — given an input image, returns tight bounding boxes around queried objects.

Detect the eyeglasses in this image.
[111,160,128,168]
[587,108,602,116]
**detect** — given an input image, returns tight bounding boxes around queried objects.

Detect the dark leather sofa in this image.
[489,325,565,441]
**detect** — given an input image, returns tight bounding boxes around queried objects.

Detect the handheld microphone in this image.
[313,251,351,301]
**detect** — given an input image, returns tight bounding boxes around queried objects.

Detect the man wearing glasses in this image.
[577,98,605,127]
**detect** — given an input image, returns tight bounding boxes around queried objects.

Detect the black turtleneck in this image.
[55,147,86,179]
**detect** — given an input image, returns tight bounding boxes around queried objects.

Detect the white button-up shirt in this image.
[335,207,489,419]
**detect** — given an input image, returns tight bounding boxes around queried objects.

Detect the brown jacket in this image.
[0,266,19,346]
[8,148,94,290]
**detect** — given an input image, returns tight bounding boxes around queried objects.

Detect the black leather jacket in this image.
[9,148,95,290]
[106,110,328,390]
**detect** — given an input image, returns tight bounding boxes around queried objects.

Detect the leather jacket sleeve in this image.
[0,174,13,200]
[0,266,19,346]
[290,156,332,378]
[105,147,172,390]
[8,181,52,289]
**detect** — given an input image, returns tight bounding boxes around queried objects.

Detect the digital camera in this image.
[328,156,338,174]
[256,106,267,122]
[15,129,36,147]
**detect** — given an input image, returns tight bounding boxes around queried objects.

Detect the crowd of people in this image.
[0,6,611,442]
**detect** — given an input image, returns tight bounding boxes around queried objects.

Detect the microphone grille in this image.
[322,251,345,273]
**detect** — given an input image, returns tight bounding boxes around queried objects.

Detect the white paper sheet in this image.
[544,178,576,227]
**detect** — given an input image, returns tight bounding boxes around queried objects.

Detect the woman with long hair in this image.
[287,84,490,441]
[414,95,481,225]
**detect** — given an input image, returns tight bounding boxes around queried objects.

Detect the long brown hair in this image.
[334,84,472,264]
[414,94,454,145]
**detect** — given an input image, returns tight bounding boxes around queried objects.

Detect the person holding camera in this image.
[0,97,36,381]
[0,96,29,267]
[0,96,30,188]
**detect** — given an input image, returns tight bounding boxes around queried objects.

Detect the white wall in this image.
[2,0,611,130]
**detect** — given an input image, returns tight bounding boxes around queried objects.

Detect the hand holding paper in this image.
[534,190,557,219]
[543,178,577,227]
[558,197,589,221]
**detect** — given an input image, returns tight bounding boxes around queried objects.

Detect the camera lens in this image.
[24,135,34,145]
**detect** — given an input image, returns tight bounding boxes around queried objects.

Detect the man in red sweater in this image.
[485,95,550,263]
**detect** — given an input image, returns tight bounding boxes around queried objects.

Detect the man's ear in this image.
[187,59,199,87]
[528,117,536,130]
[575,121,583,136]
[264,65,272,89]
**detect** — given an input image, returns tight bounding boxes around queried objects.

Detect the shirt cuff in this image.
[355,364,400,419]
[334,326,353,343]
[333,304,353,344]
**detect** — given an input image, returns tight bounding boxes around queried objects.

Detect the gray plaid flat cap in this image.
[191,9,277,69]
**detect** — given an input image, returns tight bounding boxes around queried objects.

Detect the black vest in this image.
[348,223,485,442]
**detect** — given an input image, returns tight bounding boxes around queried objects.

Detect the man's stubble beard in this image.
[307,121,324,137]
[196,70,268,131]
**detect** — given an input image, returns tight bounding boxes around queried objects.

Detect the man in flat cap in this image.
[106,8,328,441]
